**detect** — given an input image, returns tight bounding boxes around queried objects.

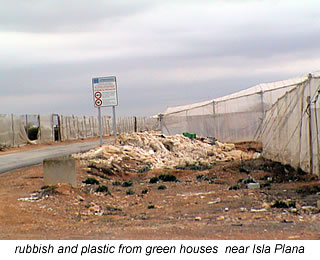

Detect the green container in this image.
[183,132,196,139]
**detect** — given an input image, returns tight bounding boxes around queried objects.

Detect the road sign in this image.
[95,99,102,107]
[92,76,118,107]
[91,76,118,144]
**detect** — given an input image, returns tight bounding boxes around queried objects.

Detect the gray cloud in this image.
[0,0,320,117]
[0,0,154,33]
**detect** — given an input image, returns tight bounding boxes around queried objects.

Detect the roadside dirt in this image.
[0,155,319,240]
[0,136,113,155]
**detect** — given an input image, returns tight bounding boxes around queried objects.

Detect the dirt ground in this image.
[0,146,319,240]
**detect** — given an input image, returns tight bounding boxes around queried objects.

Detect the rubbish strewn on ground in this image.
[73,131,260,175]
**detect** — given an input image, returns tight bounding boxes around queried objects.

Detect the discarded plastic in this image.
[73,131,258,173]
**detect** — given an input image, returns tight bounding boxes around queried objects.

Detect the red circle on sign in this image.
[95,99,102,106]
[94,91,102,99]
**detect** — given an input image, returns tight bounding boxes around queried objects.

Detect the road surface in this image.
[0,139,113,174]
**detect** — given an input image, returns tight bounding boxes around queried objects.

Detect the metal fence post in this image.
[307,96,313,175]
[11,114,15,147]
[134,116,137,132]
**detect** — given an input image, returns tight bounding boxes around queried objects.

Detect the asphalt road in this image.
[0,139,113,174]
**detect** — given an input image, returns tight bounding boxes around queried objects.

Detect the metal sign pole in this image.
[112,106,117,139]
[98,107,103,145]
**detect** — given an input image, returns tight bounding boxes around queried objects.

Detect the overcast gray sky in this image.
[1,0,320,117]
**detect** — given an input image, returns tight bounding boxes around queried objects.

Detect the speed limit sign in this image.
[94,91,102,99]
[95,99,102,106]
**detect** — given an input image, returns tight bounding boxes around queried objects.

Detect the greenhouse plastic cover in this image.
[0,114,32,147]
[163,74,309,116]
[259,74,320,176]
[160,72,319,142]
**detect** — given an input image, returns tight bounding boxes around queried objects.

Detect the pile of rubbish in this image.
[73,131,260,174]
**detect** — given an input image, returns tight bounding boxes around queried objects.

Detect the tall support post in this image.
[11,114,15,147]
[313,93,320,177]
[98,107,103,145]
[255,90,265,140]
[57,115,61,141]
[260,91,265,115]
[51,114,55,142]
[25,114,29,137]
[159,114,163,133]
[84,116,87,138]
[112,106,117,139]
[307,96,313,175]
[212,101,217,139]
[134,116,137,132]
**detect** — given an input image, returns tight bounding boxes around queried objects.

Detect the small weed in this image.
[239,166,250,174]
[141,188,148,194]
[188,164,203,171]
[296,185,320,195]
[126,189,135,195]
[149,177,159,184]
[95,185,110,194]
[260,182,271,188]
[40,185,58,195]
[260,175,271,181]
[112,181,121,186]
[158,174,178,182]
[175,162,213,171]
[288,201,296,208]
[196,174,206,181]
[83,177,99,185]
[174,166,186,170]
[196,174,216,184]
[239,177,256,184]
[138,165,151,173]
[148,204,155,209]
[122,181,133,187]
[229,184,241,190]
[123,167,134,173]
[158,185,167,190]
[271,200,296,209]
[207,179,215,184]
[105,206,122,212]
[104,206,123,216]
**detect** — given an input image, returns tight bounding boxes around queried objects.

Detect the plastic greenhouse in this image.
[159,72,320,176]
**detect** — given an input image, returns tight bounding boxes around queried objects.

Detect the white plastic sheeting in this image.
[60,115,108,141]
[137,117,159,132]
[160,74,309,142]
[117,117,135,134]
[259,73,320,176]
[0,114,30,147]
[1,114,160,148]
[38,115,54,143]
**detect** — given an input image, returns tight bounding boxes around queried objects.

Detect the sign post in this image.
[92,76,118,144]
[98,107,102,145]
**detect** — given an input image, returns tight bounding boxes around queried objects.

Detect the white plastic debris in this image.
[73,131,259,172]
